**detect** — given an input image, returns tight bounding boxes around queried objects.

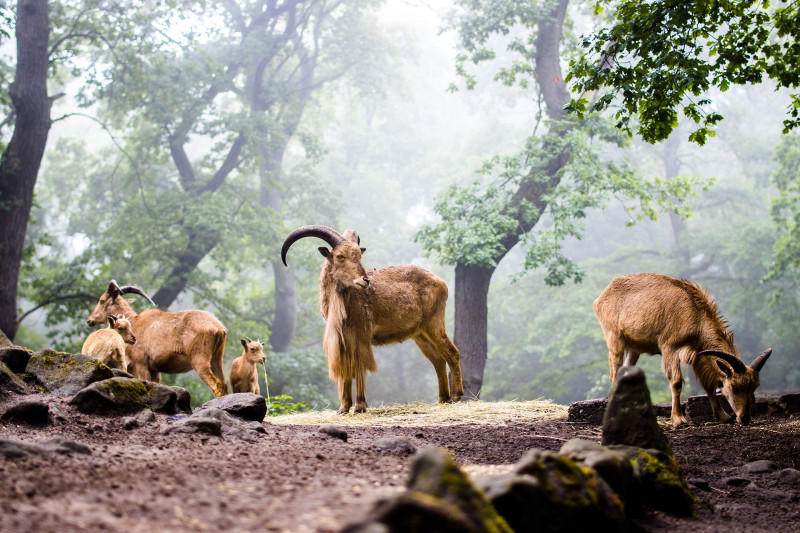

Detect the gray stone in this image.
[164,416,222,436]
[27,350,113,395]
[778,468,800,484]
[319,424,348,442]
[201,392,266,422]
[567,398,607,424]
[148,383,191,415]
[375,437,417,454]
[122,416,139,430]
[740,460,778,474]
[0,347,32,373]
[1,399,49,425]
[602,366,671,454]
[40,435,91,455]
[0,435,90,459]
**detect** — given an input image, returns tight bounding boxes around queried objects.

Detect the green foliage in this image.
[567,0,800,144]
[265,395,310,416]
[768,132,800,279]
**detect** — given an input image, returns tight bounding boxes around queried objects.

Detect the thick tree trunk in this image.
[0,0,51,340]
[269,261,297,352]
[151,226,220,307]
[454,263,494,399]
[451,0,571,398]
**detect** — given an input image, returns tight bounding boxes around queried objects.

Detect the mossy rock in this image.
[69,377,150,416]
[27,350,113,396]
[499,449,629,533]
[608,445,695,516]
[0,361,28,396]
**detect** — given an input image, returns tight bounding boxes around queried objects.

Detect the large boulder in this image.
[344,447,512,533]
[602,365,671,454]
[200,392,267,422]
[0,329,11,348]
[69,377,150,416]
[479,449,628,533]
[69,377,192,417]
[26,350,113,395]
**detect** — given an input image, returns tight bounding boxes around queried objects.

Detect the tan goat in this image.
[86,280,229,397]
[81,314,136,370]
[594,272,772,427]
[281,225,463,414]
[229,338,265,394]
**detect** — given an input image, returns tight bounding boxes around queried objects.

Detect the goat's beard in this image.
[323,290,376,380]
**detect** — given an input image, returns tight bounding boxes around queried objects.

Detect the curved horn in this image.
[697,350,748,374]
[281,225,344,266]
[118,285,156,306]
[749,348,772,372]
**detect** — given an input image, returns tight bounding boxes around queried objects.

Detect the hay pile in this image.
[269,399,567,427]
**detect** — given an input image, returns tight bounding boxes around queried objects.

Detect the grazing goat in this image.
[86,280,229,397]
[229,338,265,394]
[593,272,772,427]
[281,225,463,414]
[81,314,136,370]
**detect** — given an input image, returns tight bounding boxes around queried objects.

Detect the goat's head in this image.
[108,314,136,345]
[86,280,156,326]
[281,225,370,291]
[240,337,266,364]
[698,348,772,425]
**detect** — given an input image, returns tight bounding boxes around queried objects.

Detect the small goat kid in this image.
[229,338,265,394]
[281,225,463,414]
[594,272,772,427]
[81,314,136,370]
[86,280,229,397]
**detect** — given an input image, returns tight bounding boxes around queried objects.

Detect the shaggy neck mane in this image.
[675,278,737,353]
[322,286,376,380]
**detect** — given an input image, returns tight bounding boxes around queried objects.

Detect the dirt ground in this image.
[1,396,799,533]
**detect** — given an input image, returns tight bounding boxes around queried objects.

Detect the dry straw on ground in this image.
[269,399,567,427]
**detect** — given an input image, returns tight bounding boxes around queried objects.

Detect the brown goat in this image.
[86,280,229,397]
[229,338,265,394]
[594,272,772,427]
[281,225,463,414]
[81,314,136,370]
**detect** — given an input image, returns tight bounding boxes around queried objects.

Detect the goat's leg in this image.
[337,378,353,415]
[604,331,626,382]
[703,384,733,424]
[210,352,228,396]
[354,372,368,413]
[424,327,463,402]
[663,353,688,427]
[196,363,228,398]
[414,336,451,403]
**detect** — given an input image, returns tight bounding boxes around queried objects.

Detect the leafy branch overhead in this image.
[567,0,800,145]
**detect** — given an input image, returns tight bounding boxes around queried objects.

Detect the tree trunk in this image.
[151,225,220,307]
[451,0,571,398]
[269,261,297,352]
[454,263,494,399]
[0,0,51,340]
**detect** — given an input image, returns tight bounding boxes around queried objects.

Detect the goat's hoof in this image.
[353,404,367,414]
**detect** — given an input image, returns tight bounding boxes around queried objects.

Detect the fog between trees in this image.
[5,0,799,409]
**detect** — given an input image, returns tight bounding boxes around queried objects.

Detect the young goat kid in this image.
[229,338,266,394]
[82,314,136,370]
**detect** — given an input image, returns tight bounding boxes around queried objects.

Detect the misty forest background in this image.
[3,0,800,410]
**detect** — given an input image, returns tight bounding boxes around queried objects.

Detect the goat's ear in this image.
[125,298,136,305]
[319,247,332,260]
[360,247,366,255]
[240,338,248,349]
[107,315,117,327]
[716,359,734,378]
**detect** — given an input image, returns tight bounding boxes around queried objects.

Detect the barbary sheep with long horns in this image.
[281,225,463,414]
[86,280,229,397]
[594,272,772,427]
